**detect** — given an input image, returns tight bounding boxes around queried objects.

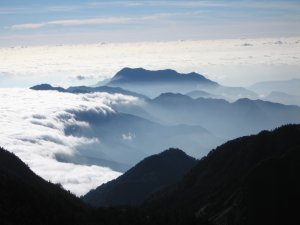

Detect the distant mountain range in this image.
[61,111,220,168]
[105,68,257,99]
[30,83,148,99]
[1,124,300,224]
[145,92,300,138]
[263,91,300,106]
[250,78,300,96]
[29,68,300,168]
[83,148,197,207]
[109,67,218,86]
[185,90,219,99]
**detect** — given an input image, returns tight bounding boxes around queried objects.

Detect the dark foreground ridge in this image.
[82,148,197,207]
[1,124,300,225]
[0,147,89,225]
[146,124,300,225]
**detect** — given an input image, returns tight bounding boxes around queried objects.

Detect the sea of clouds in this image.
[0,37,299,88]
[0,89,140,195]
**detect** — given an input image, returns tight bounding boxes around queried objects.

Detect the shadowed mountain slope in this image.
[146,124,300,225]
[0,147,90,225]
[82,148,197,207]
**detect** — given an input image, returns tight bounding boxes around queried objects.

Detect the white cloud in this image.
[0,89,139,195]
[10,17,134,30]
[7,11,194,30]
[122,132,135,141]
[10,23,45,30]
[0,37,299,87]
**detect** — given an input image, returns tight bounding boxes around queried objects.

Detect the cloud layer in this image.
[0,89,139,195]
[0,37,299,87]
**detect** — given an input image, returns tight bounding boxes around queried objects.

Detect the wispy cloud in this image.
[11,23,45,29]
[10,17,133,29]
[8,12,179,30]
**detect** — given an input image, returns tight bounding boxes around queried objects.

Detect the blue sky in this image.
[1,0,300,46]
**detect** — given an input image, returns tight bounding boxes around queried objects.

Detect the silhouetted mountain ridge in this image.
[30,84,148,99]
[0,147,90,225]
[82,148,197,207]
[146,124,300,225]
[109,67,218,86]
[106,68,257,99]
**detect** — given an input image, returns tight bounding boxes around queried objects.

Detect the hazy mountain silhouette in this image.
[67,85,148,99]
[109,67,218,86]
[62,110,221,167]
[250,78,300,96]
[146,93,300,139]
[263,91,300,106]
[106,68,257,99]
[83,148,197,207]
[30,83,66,92]
[30,84,148,99]
[185,90,219,99]
[146,124,300,225]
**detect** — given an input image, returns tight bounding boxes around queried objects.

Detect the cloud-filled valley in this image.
[2,66,300,197]
[0,87,222,195]
[0,89,141,195]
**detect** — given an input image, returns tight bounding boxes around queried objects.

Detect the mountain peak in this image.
[82,148,197,207]
[109,67,218,86]
[30,84,66,92]
[158,148,187,156]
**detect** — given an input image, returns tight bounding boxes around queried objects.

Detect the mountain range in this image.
[106,68,257,100]
[29,68,300,171]
[250,78,300,96]
[263,91,300,106]
[30,83,148,99]
[1,124,299,224]
[145,92,300,138]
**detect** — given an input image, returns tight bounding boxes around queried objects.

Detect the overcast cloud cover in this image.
[0,89,141,195]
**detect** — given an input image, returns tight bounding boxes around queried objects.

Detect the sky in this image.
[1,0,300,46]
[1,0,299,87]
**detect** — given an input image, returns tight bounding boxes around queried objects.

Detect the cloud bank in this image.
[0,37,299,87]
[0,89,139,195]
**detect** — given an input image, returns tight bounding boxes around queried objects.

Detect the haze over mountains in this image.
[105,67,257,100]
[22,67,300,194]
[249,78,300,106]
[1,1,299,223]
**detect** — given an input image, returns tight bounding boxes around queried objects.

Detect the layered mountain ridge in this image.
[1,124,300,224]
